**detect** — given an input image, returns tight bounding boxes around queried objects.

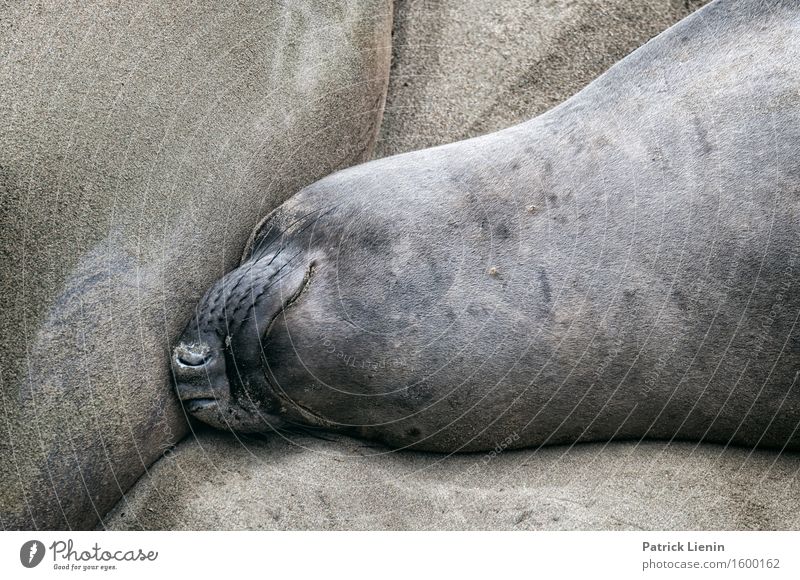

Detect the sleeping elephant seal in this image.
[173,0,800,452]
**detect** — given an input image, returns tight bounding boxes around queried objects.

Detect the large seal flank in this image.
[172,0,799,452]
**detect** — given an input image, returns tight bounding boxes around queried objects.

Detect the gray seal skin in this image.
[173,0,800,452]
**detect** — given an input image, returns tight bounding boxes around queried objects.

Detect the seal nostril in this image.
[174,343,212,368]
[178,351,209,366]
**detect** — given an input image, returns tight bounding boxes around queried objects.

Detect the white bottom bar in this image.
[2,531,797,579]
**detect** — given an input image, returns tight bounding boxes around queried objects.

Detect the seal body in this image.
[173,0,800,452]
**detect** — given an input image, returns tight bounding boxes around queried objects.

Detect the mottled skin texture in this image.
[174,0,800,452]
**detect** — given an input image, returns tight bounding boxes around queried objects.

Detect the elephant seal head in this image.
[171,199,328,433]
[170,156,467,443]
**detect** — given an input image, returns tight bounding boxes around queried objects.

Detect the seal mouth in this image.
[183,398,219,413]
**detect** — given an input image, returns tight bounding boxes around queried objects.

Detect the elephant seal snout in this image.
[172,238,319,432]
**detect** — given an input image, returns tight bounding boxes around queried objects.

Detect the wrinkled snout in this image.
[171,339,230,413]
